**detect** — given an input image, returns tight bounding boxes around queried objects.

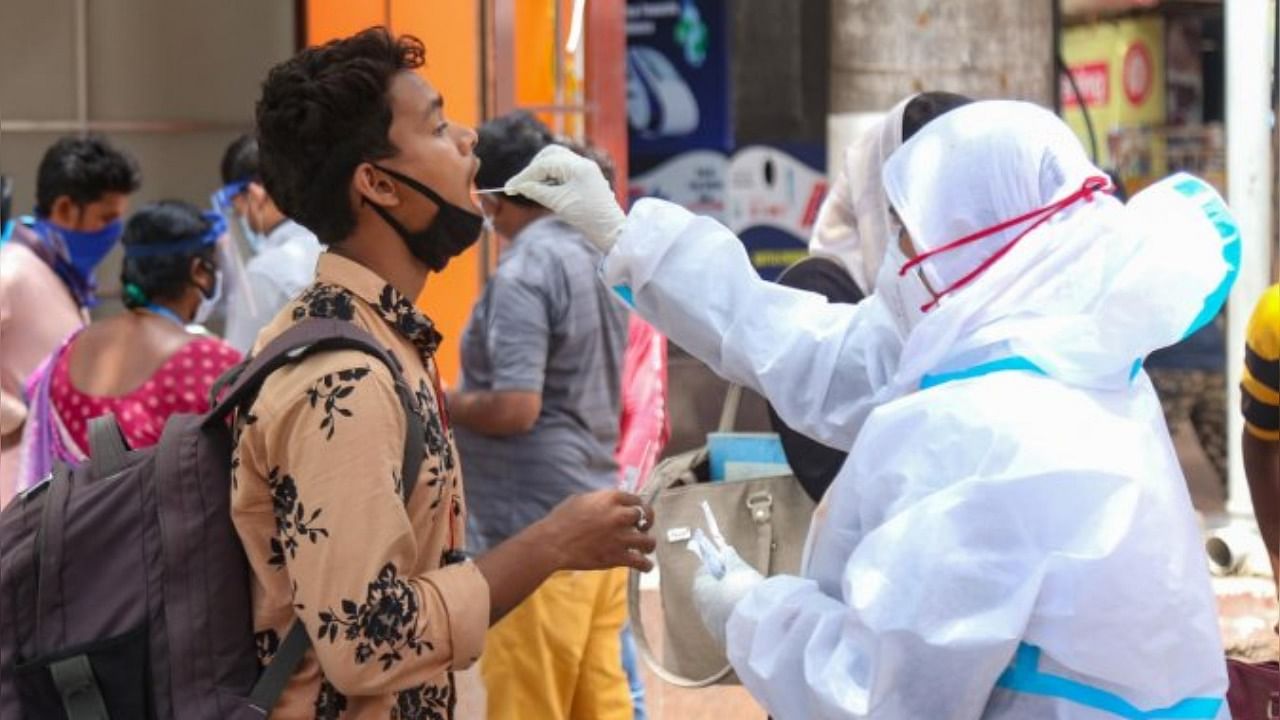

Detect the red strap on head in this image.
[899,176,1111,312]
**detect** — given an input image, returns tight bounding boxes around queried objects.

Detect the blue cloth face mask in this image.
[55,219,125,277]
[30,216,124,307]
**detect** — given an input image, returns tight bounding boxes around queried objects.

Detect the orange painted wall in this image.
[515,0,556,114]
[304,0,382,41]
[511,0,585,134]
[306,0,482,385]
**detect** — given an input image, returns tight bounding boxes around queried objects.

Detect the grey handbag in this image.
[627,385,817,687]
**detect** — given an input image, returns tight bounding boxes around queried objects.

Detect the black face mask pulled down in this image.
[365,163,484,271]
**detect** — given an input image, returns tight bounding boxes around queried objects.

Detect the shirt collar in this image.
[308,252,443,358]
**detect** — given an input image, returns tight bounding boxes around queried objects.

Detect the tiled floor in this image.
[629,590,764,719]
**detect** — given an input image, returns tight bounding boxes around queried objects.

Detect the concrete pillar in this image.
[1224,0,1276,523]
[827,0,1056,173]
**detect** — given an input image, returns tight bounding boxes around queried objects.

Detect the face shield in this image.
[212,179,265,250]
[208,181,258,324]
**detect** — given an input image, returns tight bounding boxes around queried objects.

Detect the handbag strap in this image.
[625,390,767,688]
[717,384,743,433]
[627,567,734,688]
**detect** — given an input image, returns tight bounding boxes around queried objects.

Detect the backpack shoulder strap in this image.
[234,319,429,712]
[247,622,311,713]
[87,415,132,478]
[207,318,424,503]
[209,319,400,423]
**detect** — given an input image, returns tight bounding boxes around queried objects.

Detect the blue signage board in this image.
[626,0,732,156]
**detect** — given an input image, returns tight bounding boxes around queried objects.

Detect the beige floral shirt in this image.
[231,253,488,719]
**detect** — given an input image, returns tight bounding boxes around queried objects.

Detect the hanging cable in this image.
[1057,53,1100,164]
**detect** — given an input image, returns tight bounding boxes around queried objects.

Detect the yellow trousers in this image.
[481,568,632,720]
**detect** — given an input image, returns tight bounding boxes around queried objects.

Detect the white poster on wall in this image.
[628,150,729,223]
[725,145,827,237]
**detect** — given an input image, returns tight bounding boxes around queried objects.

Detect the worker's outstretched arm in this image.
[602,199,901,450]
[507,145,902,451]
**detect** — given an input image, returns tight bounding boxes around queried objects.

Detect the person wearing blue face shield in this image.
[0,135,140,508]
[215,134,323,353]
[508,101,1235,718]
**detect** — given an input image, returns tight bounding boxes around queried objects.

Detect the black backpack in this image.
[0,319,424,719]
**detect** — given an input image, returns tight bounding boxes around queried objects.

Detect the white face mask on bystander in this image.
[193,269,223,326]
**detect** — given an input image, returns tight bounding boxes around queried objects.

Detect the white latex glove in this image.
[691,545,765,648]
[504,145,627,253]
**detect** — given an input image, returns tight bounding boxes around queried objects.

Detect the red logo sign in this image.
[1061,62,1110,108]
[800,181,828,229]
[1123,41,1153,106]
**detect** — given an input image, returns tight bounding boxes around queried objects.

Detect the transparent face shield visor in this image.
[209,180,258,321]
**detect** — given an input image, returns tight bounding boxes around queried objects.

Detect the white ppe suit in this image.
[601,101,1235,719]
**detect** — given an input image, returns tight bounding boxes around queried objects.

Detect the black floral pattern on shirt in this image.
[291,281,442,365]
[250,272,462,714]
[416,380,455,473]
[376,285,442,359]
[392,468,404,499]
[317,563,433,671]
[306,366,372,440]
[229,409,258,489]
[314,678,349,720]
[267,467,329,569]
[391,679,454,720]
[255,628,280,665]
[408,378,454,510]
[294,283,357,322]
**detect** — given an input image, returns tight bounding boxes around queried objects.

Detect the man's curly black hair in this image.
[255,27,425,244]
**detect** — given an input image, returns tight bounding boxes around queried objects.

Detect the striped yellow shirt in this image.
[1242,283,1280,441]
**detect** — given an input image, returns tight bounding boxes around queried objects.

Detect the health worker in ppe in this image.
[506,100,1235,719]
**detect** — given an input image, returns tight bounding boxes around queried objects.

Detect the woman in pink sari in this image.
[18,201,241,488]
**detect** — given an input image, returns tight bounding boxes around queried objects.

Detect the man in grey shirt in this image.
[449,113,632,719]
